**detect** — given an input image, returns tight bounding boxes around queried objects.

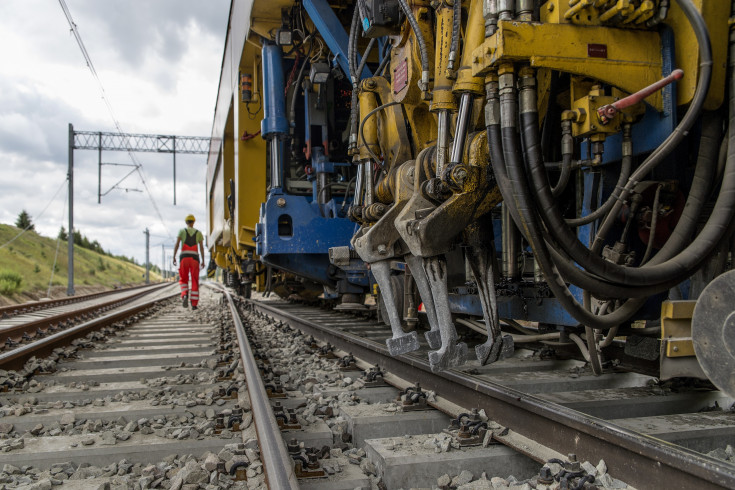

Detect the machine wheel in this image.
[692,269,735,398]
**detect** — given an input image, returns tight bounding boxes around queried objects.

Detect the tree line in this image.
[14,209,140,267]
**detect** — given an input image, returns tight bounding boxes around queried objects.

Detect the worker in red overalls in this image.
[173,214,205,310]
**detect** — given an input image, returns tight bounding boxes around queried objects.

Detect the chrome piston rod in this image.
[450,93,474,165]
[270,138,283,189]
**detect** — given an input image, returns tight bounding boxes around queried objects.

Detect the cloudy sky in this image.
[0,0,230,273]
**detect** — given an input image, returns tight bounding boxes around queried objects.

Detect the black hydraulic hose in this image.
[376,41,392,77]
[340,177,357,214]
[565,153,631,226]
[556,113,720,295]
[348,6,360,82]
[516,0,722,288]
[489,80,661,328]
[526,111,735,290]
[348,6,361,150]
[355,37,377,86]
[551,152,572,197]
[495,0,730,328]
[495,125,631,327]
[488,74,726,329]
[397,0,430,91]
[495,128,733,329]
[447,0,461,72]
[545,115,723,298]
[288,40,314,130]
[656,113,722,258]
[716,132,728,189]
[512,92,690,296]
[641,184,663,265]
[491,121,683,300]
[360,101,400,164]
[591,0,713,254]
[522,102,734,291]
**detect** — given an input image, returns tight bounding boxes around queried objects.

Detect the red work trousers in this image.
[179,257,200,306]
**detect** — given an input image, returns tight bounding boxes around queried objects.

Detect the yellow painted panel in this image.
[234,38,267,255]
[661,300,696,358]
[473,21,664,111]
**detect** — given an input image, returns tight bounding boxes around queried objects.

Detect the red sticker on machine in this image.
[588,44,608,58]
[393,58,408,94]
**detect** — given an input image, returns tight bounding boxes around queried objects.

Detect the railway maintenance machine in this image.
[206,0,735,397]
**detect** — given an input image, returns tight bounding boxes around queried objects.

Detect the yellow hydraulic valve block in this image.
[472,20,665,111]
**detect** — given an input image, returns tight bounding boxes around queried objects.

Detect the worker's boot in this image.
[182,293,189,308]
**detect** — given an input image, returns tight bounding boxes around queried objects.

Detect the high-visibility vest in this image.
[180,228,200,261]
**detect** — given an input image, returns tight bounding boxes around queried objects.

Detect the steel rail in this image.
[0,285,179,370]
[0,283,171,346]
[0,283,163,319]
[224,292,300,490]
[250,300,735,490]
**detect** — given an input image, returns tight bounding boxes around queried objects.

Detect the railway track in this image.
[2,284,733,489]
[0,286,268,489]
[0,284,158,321]
[243,297,735,490]
[0,284,173,360]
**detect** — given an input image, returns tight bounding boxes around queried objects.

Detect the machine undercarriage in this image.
[207,0,735,398]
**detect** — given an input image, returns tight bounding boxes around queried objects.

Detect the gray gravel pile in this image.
[0,383,234,419]
[424,457,628,490]
[0,303,168,390]
[706,444,735,463]
[0,401,251,447]
[0,445,264,489]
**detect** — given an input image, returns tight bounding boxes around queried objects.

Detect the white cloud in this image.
[0,0,229,276]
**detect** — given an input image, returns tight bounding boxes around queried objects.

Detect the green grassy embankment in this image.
[0,224,160,304]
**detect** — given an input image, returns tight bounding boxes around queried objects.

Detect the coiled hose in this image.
[487,0,734,330]
[519,0,724,290]
[489,79,654,329]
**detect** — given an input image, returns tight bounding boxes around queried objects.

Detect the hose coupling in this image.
[497,0,514,20]
[518,67,536,115]
[420,70,431,93]
[447,51,457,72]
[561,120,573,156]
[498,66,516,128]
[516,0,533,21]
[622,123,633,157]
[484,0,499,37]
[485,77,501,126]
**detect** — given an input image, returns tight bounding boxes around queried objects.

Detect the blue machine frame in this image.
[254,9,370,295]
